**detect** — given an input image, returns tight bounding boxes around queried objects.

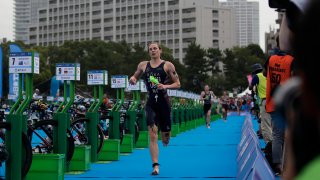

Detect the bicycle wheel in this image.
[0,122,32,178]
[70,118,104,154]
[27,120,75,164]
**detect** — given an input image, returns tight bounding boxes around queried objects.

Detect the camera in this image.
[268,0,290,9]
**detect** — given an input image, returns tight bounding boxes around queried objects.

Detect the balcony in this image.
[92,23,101,29]
[104,31,113,36]
[153,25,160,30]
[212,14,219,19]
[92,32,101,37]
[168,5,179,11]
[29,39,37,44]
[92,14,101,19]
[39,21,47,26]
[39,13,47,18]
[160,35,167,39]
[92,6,101,11]
[79,25,86,29]
[182,43,192,49]
[167,34,174,39]
[29,30,37,36]
[104,13,113,18]
[182,12,196,19]
[182,32,196,38]
[139,28,146,33]
[182,22,196,29]
[104,22,114,27]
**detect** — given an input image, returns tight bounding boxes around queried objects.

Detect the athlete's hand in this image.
[157,83,166,90]
[129,76,137,85]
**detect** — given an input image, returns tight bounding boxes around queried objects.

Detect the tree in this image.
[206,48,222,76]
[247,44,266,60]
[183,42,208,92]
[221,46,266,93]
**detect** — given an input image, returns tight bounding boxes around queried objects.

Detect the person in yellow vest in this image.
[249,63,273,164]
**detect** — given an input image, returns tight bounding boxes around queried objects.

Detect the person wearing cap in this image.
[249,63,273,165]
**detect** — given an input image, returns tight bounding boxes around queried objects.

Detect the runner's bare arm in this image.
[161,62,181,89]
[200,91,205,101]
[129,61,147,84]
[210,91,215,103]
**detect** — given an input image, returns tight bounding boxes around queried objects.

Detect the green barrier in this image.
[171,124,179,137]
[120,134,134,153]
[69,145,91,171]
[98,139,120,161]
[179,105,186,132]
[135,80,149,148]
[27,154,65,180]
[135,131,149,148]
[171,97,180,137]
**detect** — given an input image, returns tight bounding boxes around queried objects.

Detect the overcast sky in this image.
[0,0,278,51]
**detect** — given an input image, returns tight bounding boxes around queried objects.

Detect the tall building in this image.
[28,0,236,62]
[14,0,31,43]
[265,11,284,55]
[14,0,48,44]
[220,0,259,47]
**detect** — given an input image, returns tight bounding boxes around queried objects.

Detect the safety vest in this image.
[256,72,267,99]
[266,54,293,112]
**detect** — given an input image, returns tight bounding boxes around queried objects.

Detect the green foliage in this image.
[206,48,223,75]
[220,46,265,95]
[247,44,266,60]
[183,42,208,92]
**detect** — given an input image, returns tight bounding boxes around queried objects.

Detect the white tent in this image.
[237,88,251,97]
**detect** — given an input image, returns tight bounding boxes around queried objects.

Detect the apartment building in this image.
[28,0,236,61]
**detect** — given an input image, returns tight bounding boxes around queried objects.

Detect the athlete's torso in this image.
[143,61,170,101]
[203,91,212,105]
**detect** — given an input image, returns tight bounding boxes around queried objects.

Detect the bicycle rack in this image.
[54,63,80,172]
[5,52,37,180]
[126,80,149,149]
[85,70,107,162]
[98,75,126,161]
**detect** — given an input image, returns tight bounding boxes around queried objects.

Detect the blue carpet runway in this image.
[65,115,245,179]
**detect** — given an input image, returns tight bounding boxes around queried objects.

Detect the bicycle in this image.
[26,119,75,165]
[0,121,33,179]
